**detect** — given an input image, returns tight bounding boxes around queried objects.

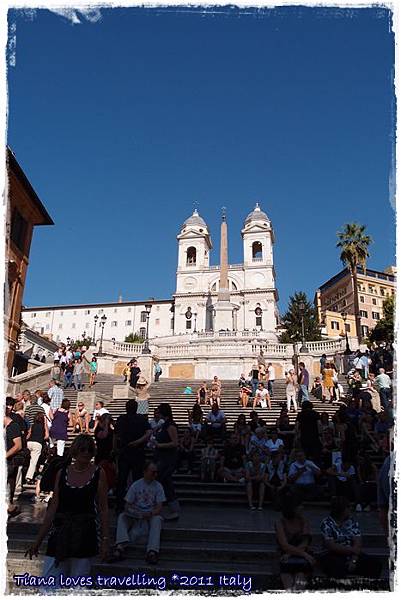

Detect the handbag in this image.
[10,447,31,468]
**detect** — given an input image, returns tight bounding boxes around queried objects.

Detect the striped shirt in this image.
[24,403,45,427]
[48,385,64,411]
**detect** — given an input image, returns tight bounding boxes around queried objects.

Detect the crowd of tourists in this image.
[5,342,393,589]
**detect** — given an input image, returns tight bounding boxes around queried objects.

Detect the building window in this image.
[252,241,263,261]
[380,288,385,296]
[58,324,63,330]
[72,323,76,329]
[111,321,117,327]
[60,311,63,316]
[360,310,368,318]
[73,311,77,315]
[186,319,192,329]
[125,320,132,326]
[170,318,174,330]
[372,298,377,305]
[45,324,49,330]
[85,322,90,329]
[45,312,50,317]
[140,311,147,323]
[345,323,351,333]
[331,321,340,330]
[155,318,160,325]
[139,327,146,339]
[186,246,197,266]
[85,309,91,315]
[10,209,28,252]
[360,296,365,303]
[31,312,36,318]
[98,309,104,314]
[372,312,380,320]
[114,308,117,313]
[255,305,263,328]
[156,305,160,311]
[128,307,132,312]
[361,325,369,337]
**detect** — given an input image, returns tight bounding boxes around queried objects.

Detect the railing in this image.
[98,336,346,359]
[305,340,344,352]
[7,363,53,396]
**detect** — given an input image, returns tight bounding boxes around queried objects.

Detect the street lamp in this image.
[98,315,107,356]
[193,311,197,333]
[298,302,309,353]
[142,303,152,354]
[341,311,352,355]
[82,331,86,341]
[93,314,99,344]
[66,336,71,345]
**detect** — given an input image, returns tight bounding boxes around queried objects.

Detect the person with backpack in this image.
[154,362,162,382]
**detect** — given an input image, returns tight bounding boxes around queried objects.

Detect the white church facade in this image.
[22,204,279,344]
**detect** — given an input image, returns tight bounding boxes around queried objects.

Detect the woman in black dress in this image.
[154,403,180,519]
[26,435,109,577]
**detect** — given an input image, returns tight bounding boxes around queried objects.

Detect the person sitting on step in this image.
[204,403,226,438]
[234,414,251,448]
[218,433,246,483]
[73,402,90,433]
[245,451,267,510]
[187,403,204,442]
[209,386,221,408]
[247,427,270,463]
[110,461,165,565]
[319,495,383,580]
[200,437,219,482]
[197,382,208,405]
[177,428,195,474]
[275,492,315,590]
[253,383,271,410]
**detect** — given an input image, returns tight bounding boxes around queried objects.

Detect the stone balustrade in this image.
[7,363,53,396]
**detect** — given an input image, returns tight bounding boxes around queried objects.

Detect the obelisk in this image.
[218,208,230,302]
[213,208,234,330]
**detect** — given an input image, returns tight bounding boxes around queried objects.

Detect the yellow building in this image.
[315,266,395,339]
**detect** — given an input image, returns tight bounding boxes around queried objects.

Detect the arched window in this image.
[252,241,263,261]
[186,247,197,266]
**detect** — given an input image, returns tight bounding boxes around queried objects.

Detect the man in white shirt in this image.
[288,450,321,501]
[112,462,165,564]
[267,363,275,398]
[375,368,392,408]
[253,383,271,410]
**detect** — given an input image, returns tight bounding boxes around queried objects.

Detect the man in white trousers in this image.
[111,461,165,564]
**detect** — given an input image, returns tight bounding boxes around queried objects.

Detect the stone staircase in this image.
[7,508,390,592]
[6,374,391,592]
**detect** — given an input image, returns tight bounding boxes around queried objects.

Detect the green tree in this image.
[279,292,322,343]
[336,223,372,344]
[124,332,144,343]
[369,296,395,344]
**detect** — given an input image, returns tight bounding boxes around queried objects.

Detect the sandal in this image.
[146,550,159,564]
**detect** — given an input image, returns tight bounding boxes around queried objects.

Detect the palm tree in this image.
[336,223,372,344]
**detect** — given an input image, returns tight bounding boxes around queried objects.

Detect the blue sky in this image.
[7,6,395,312]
